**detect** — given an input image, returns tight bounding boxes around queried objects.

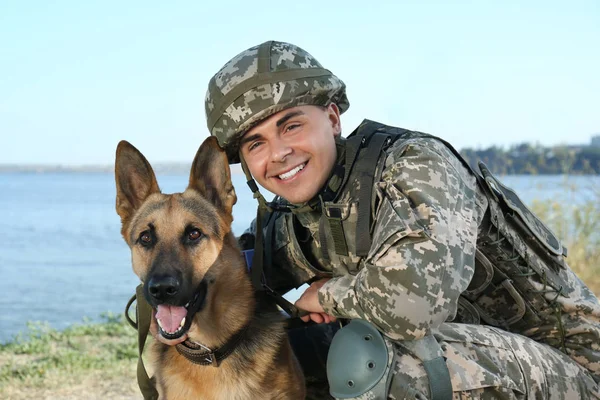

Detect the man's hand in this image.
[295,278,337,324]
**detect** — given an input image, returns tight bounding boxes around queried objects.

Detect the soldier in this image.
[205,40,600,399]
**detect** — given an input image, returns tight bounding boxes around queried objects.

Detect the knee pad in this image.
[326,319,389,398]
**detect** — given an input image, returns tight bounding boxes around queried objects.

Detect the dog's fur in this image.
[115,137,305,399]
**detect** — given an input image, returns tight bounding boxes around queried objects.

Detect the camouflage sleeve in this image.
[318,138,481,341]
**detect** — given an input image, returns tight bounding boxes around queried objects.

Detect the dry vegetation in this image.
[531,184,600,296]
[0,314,140,400]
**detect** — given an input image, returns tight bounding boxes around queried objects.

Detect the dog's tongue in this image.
[156,305,188,333]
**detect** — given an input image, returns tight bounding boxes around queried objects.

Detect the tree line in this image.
[459,142,600,175]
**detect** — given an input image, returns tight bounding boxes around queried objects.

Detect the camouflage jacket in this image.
[244,121,600,382]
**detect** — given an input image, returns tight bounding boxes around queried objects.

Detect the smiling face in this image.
[239,104,342,204]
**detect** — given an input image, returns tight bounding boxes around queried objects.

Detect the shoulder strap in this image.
[335,120,384,201]
[319,119,394,257]
[341,120,402,257]
[355,132,392,256]
[345,121,484,257]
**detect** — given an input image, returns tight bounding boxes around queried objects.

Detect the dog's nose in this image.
[148,276,180,302]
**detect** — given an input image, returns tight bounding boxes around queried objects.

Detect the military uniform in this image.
[242,129,600,399]
[205,40,600,399]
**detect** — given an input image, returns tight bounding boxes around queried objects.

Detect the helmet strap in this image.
[239,152,273,213]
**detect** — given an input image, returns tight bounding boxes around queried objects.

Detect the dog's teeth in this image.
[156,317,186,335]
[185,302,190,308]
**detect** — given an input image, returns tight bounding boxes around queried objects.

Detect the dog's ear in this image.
[114,141,160,230]
[188,137,237,216]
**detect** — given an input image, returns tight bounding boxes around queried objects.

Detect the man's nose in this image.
[270,138,292,162]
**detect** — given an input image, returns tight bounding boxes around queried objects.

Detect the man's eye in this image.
[248,141,262,152]
[285,123,300,133]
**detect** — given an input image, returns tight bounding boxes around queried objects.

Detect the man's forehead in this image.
[241,106,311,139]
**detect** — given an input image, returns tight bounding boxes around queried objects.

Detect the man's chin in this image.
[275,186,316,205]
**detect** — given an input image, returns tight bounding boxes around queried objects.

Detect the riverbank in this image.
[2,194,598,399]
[0,313,139,400]
[3,287,600,399]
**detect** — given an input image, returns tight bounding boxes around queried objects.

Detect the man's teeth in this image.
[278,163,305,180]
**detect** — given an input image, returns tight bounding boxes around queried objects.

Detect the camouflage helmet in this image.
[205,40,350,163]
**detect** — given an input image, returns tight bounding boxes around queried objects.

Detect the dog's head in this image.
[114,137,241,343]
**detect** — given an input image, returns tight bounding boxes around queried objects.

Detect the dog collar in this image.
[175,323,250,367]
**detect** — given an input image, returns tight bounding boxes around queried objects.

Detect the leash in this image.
[243,248,310,320]
[125,285,159,400]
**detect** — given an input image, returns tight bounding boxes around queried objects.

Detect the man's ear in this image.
[326,103,342,136]
[188,137,237,218]
[114,141,160,236]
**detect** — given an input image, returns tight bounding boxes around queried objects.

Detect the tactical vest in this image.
[264,119,574,352]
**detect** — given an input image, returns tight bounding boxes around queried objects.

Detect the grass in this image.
[0,313,140,400]
[531,184,600,296]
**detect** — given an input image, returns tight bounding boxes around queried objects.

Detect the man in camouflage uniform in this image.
[205,40,600,399]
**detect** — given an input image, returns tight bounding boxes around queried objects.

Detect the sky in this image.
[1,0,599,166]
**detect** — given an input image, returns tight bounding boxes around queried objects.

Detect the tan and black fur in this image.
[115,137,305,399]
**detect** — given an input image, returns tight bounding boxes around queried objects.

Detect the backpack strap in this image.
[355,132,392,256]
[334,119,383,202]
[324,119,394,257]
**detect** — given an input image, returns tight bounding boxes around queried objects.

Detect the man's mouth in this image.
[277,162,306,180]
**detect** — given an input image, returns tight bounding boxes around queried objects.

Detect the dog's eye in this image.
[188,229,202,241]
[140,231,153,245]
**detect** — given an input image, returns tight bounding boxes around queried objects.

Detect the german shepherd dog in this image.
[114,137,305,399]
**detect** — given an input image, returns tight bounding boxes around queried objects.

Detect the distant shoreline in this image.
[4,138,600,175]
